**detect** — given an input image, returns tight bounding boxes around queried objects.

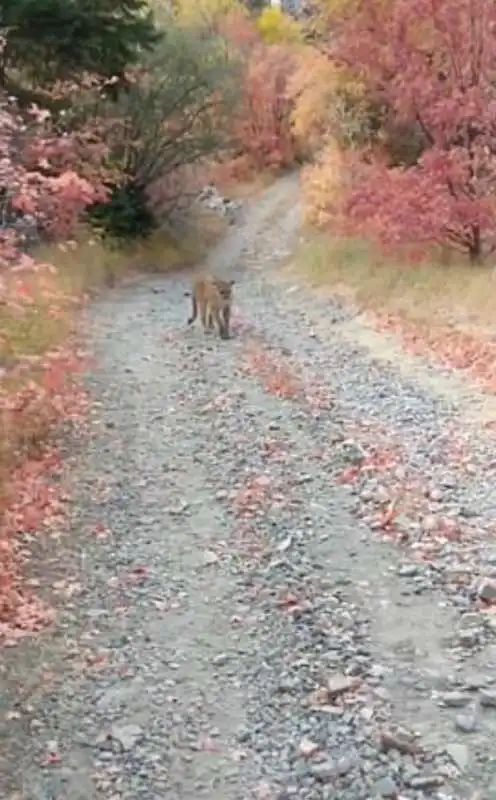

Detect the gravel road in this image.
[2,173,496,800]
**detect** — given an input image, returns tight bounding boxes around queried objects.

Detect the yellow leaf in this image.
[256,7,302,45]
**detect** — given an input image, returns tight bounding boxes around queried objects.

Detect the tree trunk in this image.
[468,225,482,264]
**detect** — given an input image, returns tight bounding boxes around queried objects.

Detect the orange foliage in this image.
[301,141,354,229]
[219,11,298,177]
[288,49,339,154]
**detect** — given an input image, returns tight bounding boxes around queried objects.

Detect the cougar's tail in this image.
[187,294,197,325]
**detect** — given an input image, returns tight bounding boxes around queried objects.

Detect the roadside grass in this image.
[293,232,495,333]
[290,232,496,395]
[35,219,224,295]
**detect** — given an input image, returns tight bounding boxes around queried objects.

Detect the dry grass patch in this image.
[3,227,199,369]
[293,233,496,332]
[34,226,210,296]
[291,232,496,394]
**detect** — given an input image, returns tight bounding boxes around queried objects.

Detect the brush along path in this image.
[1,174,496,800]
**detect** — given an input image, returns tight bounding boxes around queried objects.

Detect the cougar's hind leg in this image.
[206,306,215,330]
[211,309,222,339]
[200,300,209,330]
[219,305,230,340]
[224,305,231,338]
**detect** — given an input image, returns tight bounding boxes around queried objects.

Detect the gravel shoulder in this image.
[1,174,496,800]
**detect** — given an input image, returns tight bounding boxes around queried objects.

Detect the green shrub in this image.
[87,181,157,240]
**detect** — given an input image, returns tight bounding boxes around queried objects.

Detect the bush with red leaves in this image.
[0,94,108,641]
[330,0,496,264]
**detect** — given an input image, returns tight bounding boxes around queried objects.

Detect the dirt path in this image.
[2,174,496,800]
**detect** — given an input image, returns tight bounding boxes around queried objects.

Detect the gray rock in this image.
[309,760,336,782]
[111,724,144,751]
[408,774,444,790]
[340,440,366,465]
[95,679,144,714]
[440,691,471,708]
[373,776,399,797]
[479,689,496,708]
[203,549,220,566]
[457,628,482,647]
[477,578,496,604]
[397,564,419,578]
[445,742,470,771]
[326,673,359,700]
[454,713,477,733]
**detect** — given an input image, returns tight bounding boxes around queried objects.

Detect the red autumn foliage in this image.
[0,93,107,641]
[1,102,109,242]
[218,12,297,176]
[373,311,496,393]
[243,344,302,399]
[333,0,496,263]
[235,44,296,172]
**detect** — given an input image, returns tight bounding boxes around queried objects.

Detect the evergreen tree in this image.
[0,0,161,86]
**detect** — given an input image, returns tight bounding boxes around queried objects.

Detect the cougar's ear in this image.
[229,279,235,286]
